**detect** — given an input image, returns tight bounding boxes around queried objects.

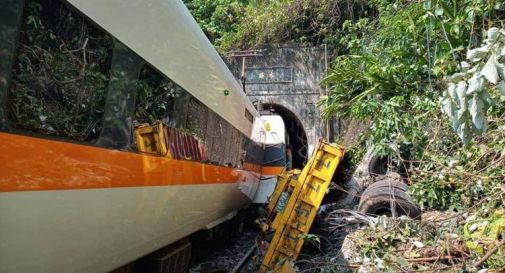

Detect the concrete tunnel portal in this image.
[225,45,332,168]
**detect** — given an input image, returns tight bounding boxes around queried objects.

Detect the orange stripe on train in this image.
[261,166,284,176]
[0,133,260,192]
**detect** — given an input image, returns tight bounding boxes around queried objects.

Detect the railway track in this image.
[190,229,258,273]
[190,141,345,273]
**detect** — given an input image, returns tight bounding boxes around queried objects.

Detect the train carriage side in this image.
[0,0,272,272]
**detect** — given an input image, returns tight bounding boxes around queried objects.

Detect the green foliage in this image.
[135,66,178,124]
[442,28,505,144]
[344,143,367,169]
[321,0,504,155]
[9,0,112,141]
[318,0,504,212]
[343,215,465,272]
[409,113,505,211]
[299,233,321,248]
[342,211,503,272]
[464,210,505,267]
[224,0,372,49]
[10,0,193,141]
[183,0,248,49]
[184,0,372,51]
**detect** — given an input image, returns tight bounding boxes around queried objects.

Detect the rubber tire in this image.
[366,177,408,192]
[368,155,390,176]
[368,155,409,179]
[358,179,421,219]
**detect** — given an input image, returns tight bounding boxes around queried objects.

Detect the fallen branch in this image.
[405,256,455,263]
[297,263,360,272]
[415,244,469,261]
[473,239,505,268]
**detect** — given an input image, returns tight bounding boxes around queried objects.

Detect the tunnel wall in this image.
[224,45,336,155]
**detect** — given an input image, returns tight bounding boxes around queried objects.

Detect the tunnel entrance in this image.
[262,103,308,169]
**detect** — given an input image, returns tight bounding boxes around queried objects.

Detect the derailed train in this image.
[0,0,286,272]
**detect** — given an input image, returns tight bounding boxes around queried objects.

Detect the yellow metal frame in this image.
[134,122,171,157]
[260,140,345,273]
[266,170,299,220]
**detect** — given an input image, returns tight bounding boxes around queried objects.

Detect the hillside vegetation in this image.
[185,0,505,272]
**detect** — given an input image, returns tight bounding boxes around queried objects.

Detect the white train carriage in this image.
[0,0,285,272]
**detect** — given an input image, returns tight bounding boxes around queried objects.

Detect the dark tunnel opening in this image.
[262,103,308,169]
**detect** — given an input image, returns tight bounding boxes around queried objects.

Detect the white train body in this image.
[0,0,285,272]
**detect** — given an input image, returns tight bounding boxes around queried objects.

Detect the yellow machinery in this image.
[134,121,208,162]
[259,140,345,273]
[134,122,171,157]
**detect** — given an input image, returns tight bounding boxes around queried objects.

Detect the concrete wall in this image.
[224,45,334,153]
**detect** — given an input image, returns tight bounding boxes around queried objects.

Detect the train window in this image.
[0,0,26,130]
[134,65,189,127]
[131,63,261,169]
[245,108,253,123]
[6,0,113,142]
[95,41,143,149]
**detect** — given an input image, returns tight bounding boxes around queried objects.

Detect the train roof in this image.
[67,0,259,136]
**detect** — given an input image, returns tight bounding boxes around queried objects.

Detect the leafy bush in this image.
[321,0,504,154]
[183,0,248,49]
[442,28,505,144]
[184,0,373,51]
[8,0,112,141]
[318,0,504,211]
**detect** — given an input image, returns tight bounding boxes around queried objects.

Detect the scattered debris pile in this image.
[295,200,504,273]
